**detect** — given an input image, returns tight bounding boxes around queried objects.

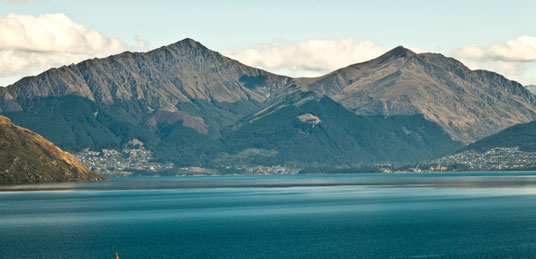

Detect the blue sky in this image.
[1,0,536,85]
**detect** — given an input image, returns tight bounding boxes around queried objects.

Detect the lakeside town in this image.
[74,139,301,176]
[430,147,536,171]
[74,140,174,176]
[75,139,536,176]
[293,147,536,174]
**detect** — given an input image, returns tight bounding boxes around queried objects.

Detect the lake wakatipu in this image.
[2,172,536,258]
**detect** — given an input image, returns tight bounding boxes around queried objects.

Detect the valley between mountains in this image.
[2,38,536,175]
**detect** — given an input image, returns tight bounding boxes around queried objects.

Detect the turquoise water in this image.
[2,172,536,258]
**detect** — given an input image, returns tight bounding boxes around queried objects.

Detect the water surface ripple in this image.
[2,172,536,258]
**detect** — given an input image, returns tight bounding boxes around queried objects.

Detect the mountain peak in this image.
[376,46,416,61]
[167,38,208,50]
[302,44,536,143]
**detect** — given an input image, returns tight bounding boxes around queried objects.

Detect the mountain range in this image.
[292,47,536,143]
[1,38,535,169]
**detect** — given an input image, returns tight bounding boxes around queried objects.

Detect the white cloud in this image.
[448,36,536,85]
[222,39,386,77]
[0,13,146,86]
[450,36,536,62]
[223,36,536,85]
[134,36,149,51]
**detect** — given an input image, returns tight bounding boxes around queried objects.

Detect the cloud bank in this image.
[0,13,144,86]
[224,36,536,85]
[450,36,536,62]
[223,39,386,77]
[448,36,536,85]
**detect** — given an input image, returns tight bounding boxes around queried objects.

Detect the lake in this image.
[2,172,536,258]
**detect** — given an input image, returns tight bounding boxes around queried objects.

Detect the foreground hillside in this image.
[0,116,105,184]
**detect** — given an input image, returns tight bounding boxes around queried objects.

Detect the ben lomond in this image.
[1,38,535,169]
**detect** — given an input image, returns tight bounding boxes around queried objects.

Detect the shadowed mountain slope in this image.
[220,94,462,166]
[463,120,536,153]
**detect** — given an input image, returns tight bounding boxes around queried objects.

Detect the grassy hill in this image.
[0,116,105,185]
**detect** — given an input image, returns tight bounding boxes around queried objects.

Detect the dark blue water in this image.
[2,172,536,258]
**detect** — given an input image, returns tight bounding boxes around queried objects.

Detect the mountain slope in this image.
[1,39,293,140]
[3,38,290,110]
[0,39,292,165]
[219,95,463,166]
[0,116,105,185]
[295,46,536,143]
[463,120,536,153]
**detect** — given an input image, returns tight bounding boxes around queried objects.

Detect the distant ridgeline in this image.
[2,38,536,170]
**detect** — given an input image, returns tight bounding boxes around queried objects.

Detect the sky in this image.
[1,0,536,86]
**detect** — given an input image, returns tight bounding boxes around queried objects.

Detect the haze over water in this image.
[2,172,536,258]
